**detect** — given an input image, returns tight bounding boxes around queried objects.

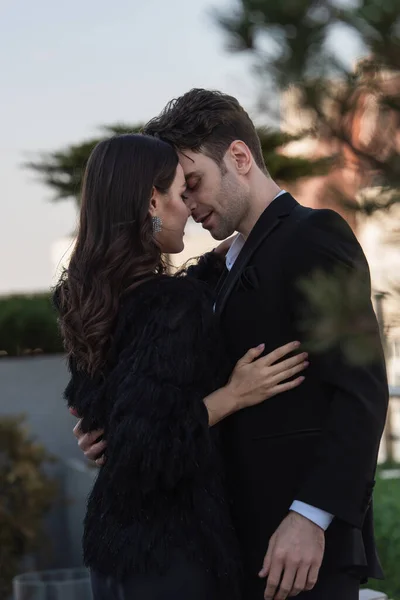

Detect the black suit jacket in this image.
[213,193,388,593]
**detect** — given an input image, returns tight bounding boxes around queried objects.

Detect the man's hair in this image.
[143,89,267,172]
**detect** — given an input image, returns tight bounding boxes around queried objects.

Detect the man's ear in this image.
[229,140,253,175]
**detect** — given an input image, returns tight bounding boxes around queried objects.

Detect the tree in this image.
[26,124,142,208]
[0,415,57,598]
[216,0,400,214]
[26,125,330,209]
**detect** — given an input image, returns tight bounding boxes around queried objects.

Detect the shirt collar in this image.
[225,190,287,271]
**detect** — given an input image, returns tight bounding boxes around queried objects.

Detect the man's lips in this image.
[194,211,213,226]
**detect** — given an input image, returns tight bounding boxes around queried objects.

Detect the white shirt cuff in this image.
[290,500,334,531]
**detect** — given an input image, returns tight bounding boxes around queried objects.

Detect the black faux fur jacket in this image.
[63,254,240,591]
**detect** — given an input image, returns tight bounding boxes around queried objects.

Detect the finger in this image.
[95,455,106,467]
[267,353,308,376]
[274,561,297,600]
[268,376,305,398]
[271,361,309,385]
[84,440,107,461]
[259,544,273,578]
[69,407,80,418]
[305,564,320,592]
[263,342,301,366]
[289,565,309,596]
[73,419,83,439]
[264,558,284,600]
[85,439,107,461]
[237,343,265,366]
[77,429,104,451]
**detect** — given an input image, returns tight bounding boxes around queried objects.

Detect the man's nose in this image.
[186,196,197,213]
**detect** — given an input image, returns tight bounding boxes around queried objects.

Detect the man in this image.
[74,89,388,600]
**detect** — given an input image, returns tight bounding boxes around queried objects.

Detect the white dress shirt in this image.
[225,190,334,531]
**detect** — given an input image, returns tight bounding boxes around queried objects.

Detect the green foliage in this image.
[217,0,400,214]
[257,128,333,181]
[367,471,400,600]
[0,294,62,356]
[25,124,142,207]
[0,415,58,598]
[296,265,381,366]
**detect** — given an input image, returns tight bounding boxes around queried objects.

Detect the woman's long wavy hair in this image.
[55,134,178,376]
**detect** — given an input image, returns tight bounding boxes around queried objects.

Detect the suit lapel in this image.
[215,193,298,316]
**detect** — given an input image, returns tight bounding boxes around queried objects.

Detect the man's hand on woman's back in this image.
[70,407,107,466]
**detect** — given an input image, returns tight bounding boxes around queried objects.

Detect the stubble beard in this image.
[212,183,249,241]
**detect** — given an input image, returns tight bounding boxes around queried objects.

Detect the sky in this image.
[0,0,362,294]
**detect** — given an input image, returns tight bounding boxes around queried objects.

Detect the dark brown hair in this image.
[54,134,178,376]
[143,88,266,171]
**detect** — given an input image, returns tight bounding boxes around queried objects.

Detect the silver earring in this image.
[152,216,162,234]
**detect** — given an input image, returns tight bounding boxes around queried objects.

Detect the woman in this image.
[55,134,308,600]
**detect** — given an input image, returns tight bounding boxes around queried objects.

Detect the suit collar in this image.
[225,190,289,272]
[214,193,298,316]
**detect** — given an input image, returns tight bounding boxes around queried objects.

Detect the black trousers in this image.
[91,560,359,600]
[90,555,220,600]
[243,570,360,600]
[296,571,360,600]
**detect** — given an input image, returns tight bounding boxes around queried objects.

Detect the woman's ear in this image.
[149,186,160,217]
